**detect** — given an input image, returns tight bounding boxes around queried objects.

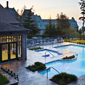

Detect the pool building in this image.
[0,4,30,62]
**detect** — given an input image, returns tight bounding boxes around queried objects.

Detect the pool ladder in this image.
[45,51,54,57]
[46,67,60,78]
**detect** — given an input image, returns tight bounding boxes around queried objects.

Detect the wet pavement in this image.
[1,42,85,85]
[1,60,85,85]
[1,60,57,85]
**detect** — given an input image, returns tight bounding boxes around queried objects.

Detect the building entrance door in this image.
[0,42,18,62]
[1,44,8,61]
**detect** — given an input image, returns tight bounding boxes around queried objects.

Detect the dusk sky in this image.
[0,0,81,21]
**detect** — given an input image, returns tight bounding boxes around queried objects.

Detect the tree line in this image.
[45,13,78,38]
[15,7,79,39]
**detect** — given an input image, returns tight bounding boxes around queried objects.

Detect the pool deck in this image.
[1,42,85,85]
[27,42,77,65]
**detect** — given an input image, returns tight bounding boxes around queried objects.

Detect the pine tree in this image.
[44,17,57,37]
[79,0,85,34]
[56,13,70,38]
[23,9,40,34]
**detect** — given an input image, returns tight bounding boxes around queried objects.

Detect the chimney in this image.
[6,1,9,9]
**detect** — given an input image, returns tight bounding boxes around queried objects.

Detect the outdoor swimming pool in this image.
[40,45,85,78]
[36,49,62,57]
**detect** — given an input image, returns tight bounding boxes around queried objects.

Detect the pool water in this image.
[40,45,85,78]
[36,49,62,56]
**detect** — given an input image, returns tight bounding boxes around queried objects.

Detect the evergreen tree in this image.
[23,9,40,34]
[78,28,82,34]
[44,17,57,37]
[79,0,85,34]
[56,13,70,38]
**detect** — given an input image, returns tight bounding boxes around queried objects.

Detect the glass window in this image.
[2,44,8,61]
[10,43,16,59]
[0,37,2,43]
[2,37,6,43]
[8,36,12,42]
[0,35,22,58]
[11,36,14,42]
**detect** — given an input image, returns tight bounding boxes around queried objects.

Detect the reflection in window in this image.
[10,43,16,59]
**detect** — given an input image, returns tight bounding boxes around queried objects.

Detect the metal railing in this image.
[45,51,54,57]
[46,67,60,78]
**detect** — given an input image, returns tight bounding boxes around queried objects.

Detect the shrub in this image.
[29,47,42,50]
[27,62,46,72]
[64,39,70,42]
[27,34,34,39]
[41,34,49,38]
[37,64,46,70]
[35,62,42,66]
[67,78,71,82]
[60,81,66,85]
[63,55,75,60]
[0,73,10,85]
[51,72,77,85]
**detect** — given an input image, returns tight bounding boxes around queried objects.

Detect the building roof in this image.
[35,15,46,30]
[7,7,19,16]
[0,22,30,33]
[0,4,20,24]
[43,18,79,30]
[43,19,57,25]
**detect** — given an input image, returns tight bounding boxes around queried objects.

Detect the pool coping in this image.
[29,43,78,65]
[36,49,62,55]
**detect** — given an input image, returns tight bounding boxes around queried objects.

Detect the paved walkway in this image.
[1,60,57,85]
[1,60,85,85]
[1,42,85,85]
[27,42,76,64]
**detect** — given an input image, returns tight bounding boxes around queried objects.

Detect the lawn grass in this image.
[64,39,85,44]
[0,73,10,85]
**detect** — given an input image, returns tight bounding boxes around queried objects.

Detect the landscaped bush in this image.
[63,55,75,60]
[64,39,71,42]
[0,73,10,85]
[50,72,77,85]
[27,34,35,39]
[41,34,49,38]
[64,39,85,45]
[35,62,42,66]
[27,62,46,72]
[29,47,42,50]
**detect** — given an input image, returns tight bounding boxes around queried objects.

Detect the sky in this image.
[0,0,82,21]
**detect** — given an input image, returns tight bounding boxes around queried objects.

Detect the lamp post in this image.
[79,0,85,35]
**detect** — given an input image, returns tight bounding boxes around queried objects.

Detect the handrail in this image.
[45,51,54,57]
[51,67,60,74]
[46,66,60,78]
